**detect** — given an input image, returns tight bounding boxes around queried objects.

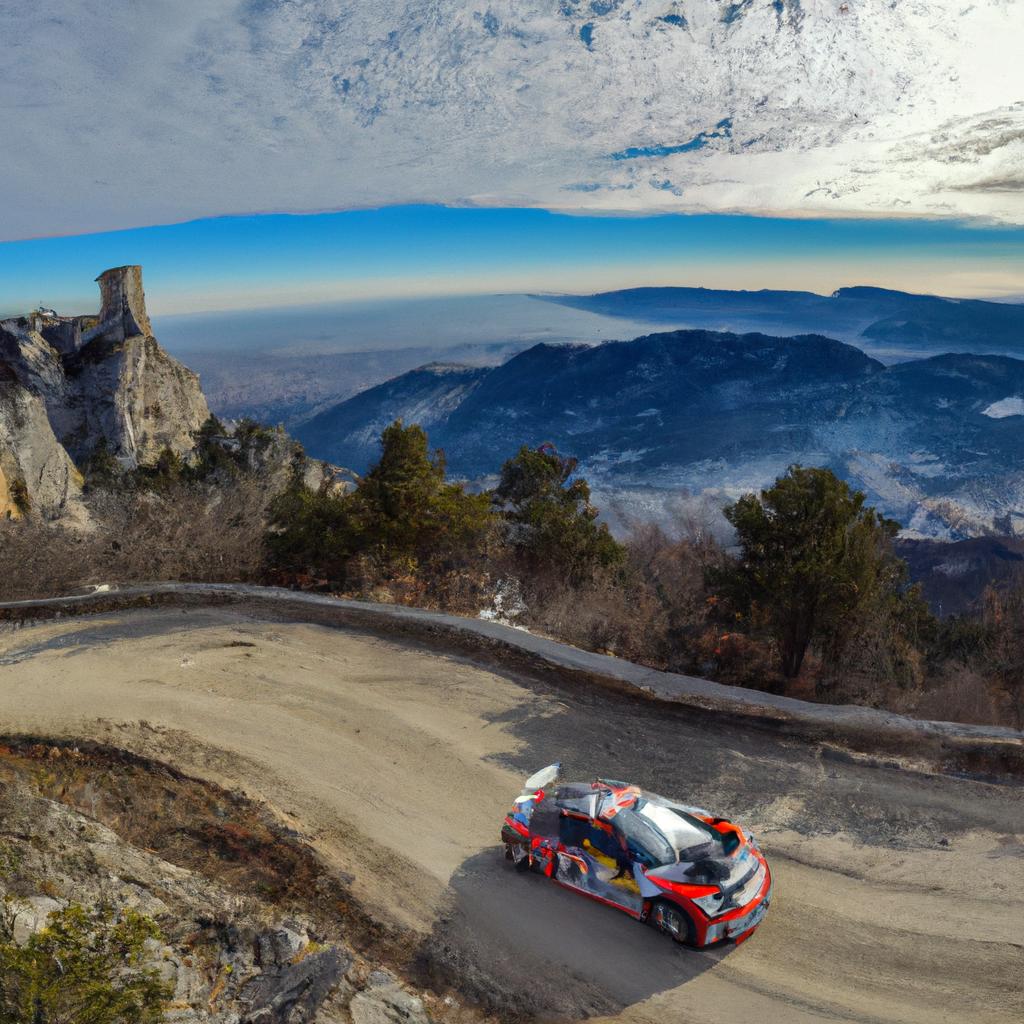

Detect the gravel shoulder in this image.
[0,605,1021,1023]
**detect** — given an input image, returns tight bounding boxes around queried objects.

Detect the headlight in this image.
[691,891,727,916]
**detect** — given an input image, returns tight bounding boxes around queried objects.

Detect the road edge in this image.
[2,583,1022,781]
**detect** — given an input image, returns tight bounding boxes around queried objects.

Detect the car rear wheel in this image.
[648,899,695,945]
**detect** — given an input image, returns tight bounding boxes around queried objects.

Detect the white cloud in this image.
[1,0,1022,240]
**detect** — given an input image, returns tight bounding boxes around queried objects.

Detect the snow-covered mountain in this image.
[296,328,1024,541]
[4,1,1022,237]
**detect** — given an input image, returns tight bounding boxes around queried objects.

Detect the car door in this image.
[555,811,643,914]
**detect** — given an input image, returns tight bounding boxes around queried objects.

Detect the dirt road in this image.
[1,604,1021,1023]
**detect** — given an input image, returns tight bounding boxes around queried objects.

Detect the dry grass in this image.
[910,668,1003,726]
[0,479,267,602]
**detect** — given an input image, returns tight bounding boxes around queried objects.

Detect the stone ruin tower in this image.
[93,265,154,342]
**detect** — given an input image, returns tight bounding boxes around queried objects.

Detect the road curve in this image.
[2,582,1021,779]
[0,602,1021,1023]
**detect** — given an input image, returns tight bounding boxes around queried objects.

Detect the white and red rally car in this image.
[501,763,772,947]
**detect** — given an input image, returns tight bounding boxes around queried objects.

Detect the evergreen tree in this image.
[713,465,923,679]
[0,903,170,1023]
[494,443,623,585]
[267,421,493,582]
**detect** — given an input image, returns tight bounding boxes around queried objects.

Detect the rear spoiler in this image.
[520,762,560,796]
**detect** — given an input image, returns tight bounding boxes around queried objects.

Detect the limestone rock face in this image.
[89,265,154,343]
[63,331,210,466]
[0,265,210,475]
[0,363,86,523]
[0,752,448,1024]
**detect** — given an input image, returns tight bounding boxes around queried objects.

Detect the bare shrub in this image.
[911,668,1002,726]
[626,522,724,673]
[88,479,267,584]
[693,627,784,693]
[0,519,95,600]
[524,571,662,661]
[815,610,926,710]
[0,478,268,601]
[979,582,1024,729]
[520,523,727,672]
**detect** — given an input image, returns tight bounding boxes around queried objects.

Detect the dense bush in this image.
[0,902,170,1024]
[267,421,496,603]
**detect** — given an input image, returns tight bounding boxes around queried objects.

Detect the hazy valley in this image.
[278,288,1024,547]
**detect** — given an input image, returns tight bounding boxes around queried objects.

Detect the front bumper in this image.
[701,863,773,945]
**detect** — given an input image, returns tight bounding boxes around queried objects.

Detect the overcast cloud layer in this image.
[2,0,1022,240]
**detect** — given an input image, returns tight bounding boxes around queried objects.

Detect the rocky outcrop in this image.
[0,265,356,528]
[0,742,441,1024]
[90,264,154,342]
[62,328,210,466]
[0,266,210,499]
[0,363,86,523]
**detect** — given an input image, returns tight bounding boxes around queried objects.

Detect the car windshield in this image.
[612,807,675,868]
[626,799,733,863]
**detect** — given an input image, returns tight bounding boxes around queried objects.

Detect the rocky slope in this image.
[299,329,1024,541]
[895,535,1024,615]
[297,364,490,471]
[0,363,86,523]
[0,739,452,1024]
[0,266,215,519]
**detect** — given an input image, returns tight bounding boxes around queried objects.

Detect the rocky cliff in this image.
[0,266,211,517]
[0,363,86,523]
[0,739,446,1024]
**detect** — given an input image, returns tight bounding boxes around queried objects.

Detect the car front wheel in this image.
[506,842,533,872]
[648,899,695,945]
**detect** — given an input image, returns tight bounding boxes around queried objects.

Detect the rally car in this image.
[501,764,772,947]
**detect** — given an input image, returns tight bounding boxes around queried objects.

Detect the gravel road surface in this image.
[0,605,1020,1023]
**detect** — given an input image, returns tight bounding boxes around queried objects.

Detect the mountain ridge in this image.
[541,285,1024,359]
[296,327,1024,542]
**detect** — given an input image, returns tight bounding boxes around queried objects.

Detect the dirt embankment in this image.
[0,738,476,1024]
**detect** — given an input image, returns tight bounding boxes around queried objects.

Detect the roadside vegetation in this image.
[1,417,1021,729]
[0,903,170,1023]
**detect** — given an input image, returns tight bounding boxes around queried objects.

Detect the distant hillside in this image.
[896,536,1024,615]
[296,363,490,469]
[187,341,523,430]
[542,286,1024,360]
[299,328,1024,541]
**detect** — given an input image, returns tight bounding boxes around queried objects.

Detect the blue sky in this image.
[1,206,1022,317]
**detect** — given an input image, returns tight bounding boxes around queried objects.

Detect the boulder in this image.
[8,895,65,945]
[240,945,350,1023]
[349,969,430,1024]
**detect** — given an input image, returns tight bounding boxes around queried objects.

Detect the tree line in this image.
[1,417,1021,729]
